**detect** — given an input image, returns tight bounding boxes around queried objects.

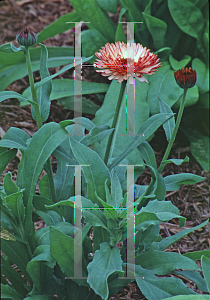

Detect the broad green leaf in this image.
[70,0,116,41]
[0,284,23,300]
[173,270,208,293]
[70,137,111,203]
[135,224,160,252]
[183,249,210,261]
[168,0,204,39]
[135,200,185,230]
[142,13,167,49]
[24,296,55,300]
[31,44,52,122]
[49,227,88,278]
[201,255,210,293]
[108,113,174,171]
[173,85,199,109]
[135,264,196,300]
[169,55,191,70]
[35,222,74,245]
[159,98,175,142]
[135,250,200,275]
[110,169,124,207]
[164,173,205,191]
[34,210,62,226]
[138,141,157,169]
[0,127,30,150]
[96,0,118,14]
[3,172,19,195]
[92,227,110,252]
[1,255,27,297]
[26,245,56,294]
[81,29,108,59]
[16,122,68,238]
[0,149,17,177]
[87,242,124,300]
[36,11,81,43]
[22,79,109,103]
[58,96,101,115]
[38,174,50,199]
[0,47,75,91]
[192,58,209,94]
[158,220,209,251]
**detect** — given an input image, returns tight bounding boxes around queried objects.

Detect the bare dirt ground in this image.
[0,1,210,299]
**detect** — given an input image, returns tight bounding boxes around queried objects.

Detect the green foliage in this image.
[0,0,209,299]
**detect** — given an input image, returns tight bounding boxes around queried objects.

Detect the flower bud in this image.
[174,67,196,89]
[16,28,37,48]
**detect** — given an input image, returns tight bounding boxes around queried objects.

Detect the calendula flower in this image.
[174,67,197,89]
[94,42,161,84]
[16,28,37,48]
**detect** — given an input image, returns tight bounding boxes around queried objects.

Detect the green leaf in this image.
[49,227,87,278]
[159,98,175,142]
[36,11,81,43]
[147,165,166,201]
[135,265,196,300]
[168,0,204,39]
[70,137,111,203]
[110,169,124,207]
[0,149,17,177]
[16,122,68,238]
[173,85,199,109]
[34,210,62,226]
[142,13,167,49]
[169,55,191,71]
[38,174,50,199]
[69,0,116,41]
[161,156,189,166]
[0,127,30,150]
[115,8,127,43]
[138,141,157,169]
[0,47,75,91]
[3,172,19,195]
[81,28,108,59]
[183,249,210,261]
[135,250,200,275]
[31,44,52,122]
[158,220,209,251]
[1,255,27,297]
[26,245,56,294]
[87,242,124,300]
[135,200,185,231]
[0,284,23,300]
[163,296,210,300]
[1,239,32,285]
[0,91,31,105]
[96,0,118,14]
[173,270,208,293]
[22,80,109,105]
[201,255,210,293]
[80,125,114,147]
[164,173,205,191]
[108,112,174,171]
[0,43,24,53]
[24,296,55,300]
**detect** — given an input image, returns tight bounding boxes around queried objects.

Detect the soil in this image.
[0,1,209,299]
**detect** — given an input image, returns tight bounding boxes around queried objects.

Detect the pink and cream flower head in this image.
[94,42,161,85]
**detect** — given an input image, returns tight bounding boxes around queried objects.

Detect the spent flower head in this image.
[174,67,197,89]
[94,42,161,84]
[16,28,37,48]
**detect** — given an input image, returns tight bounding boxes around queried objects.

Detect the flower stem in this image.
[158,88,188,173]
[25,47,42,129]
[25,48,57,202]
[104,81,126,165]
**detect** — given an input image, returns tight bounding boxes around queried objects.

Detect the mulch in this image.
[0,1,209,299]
